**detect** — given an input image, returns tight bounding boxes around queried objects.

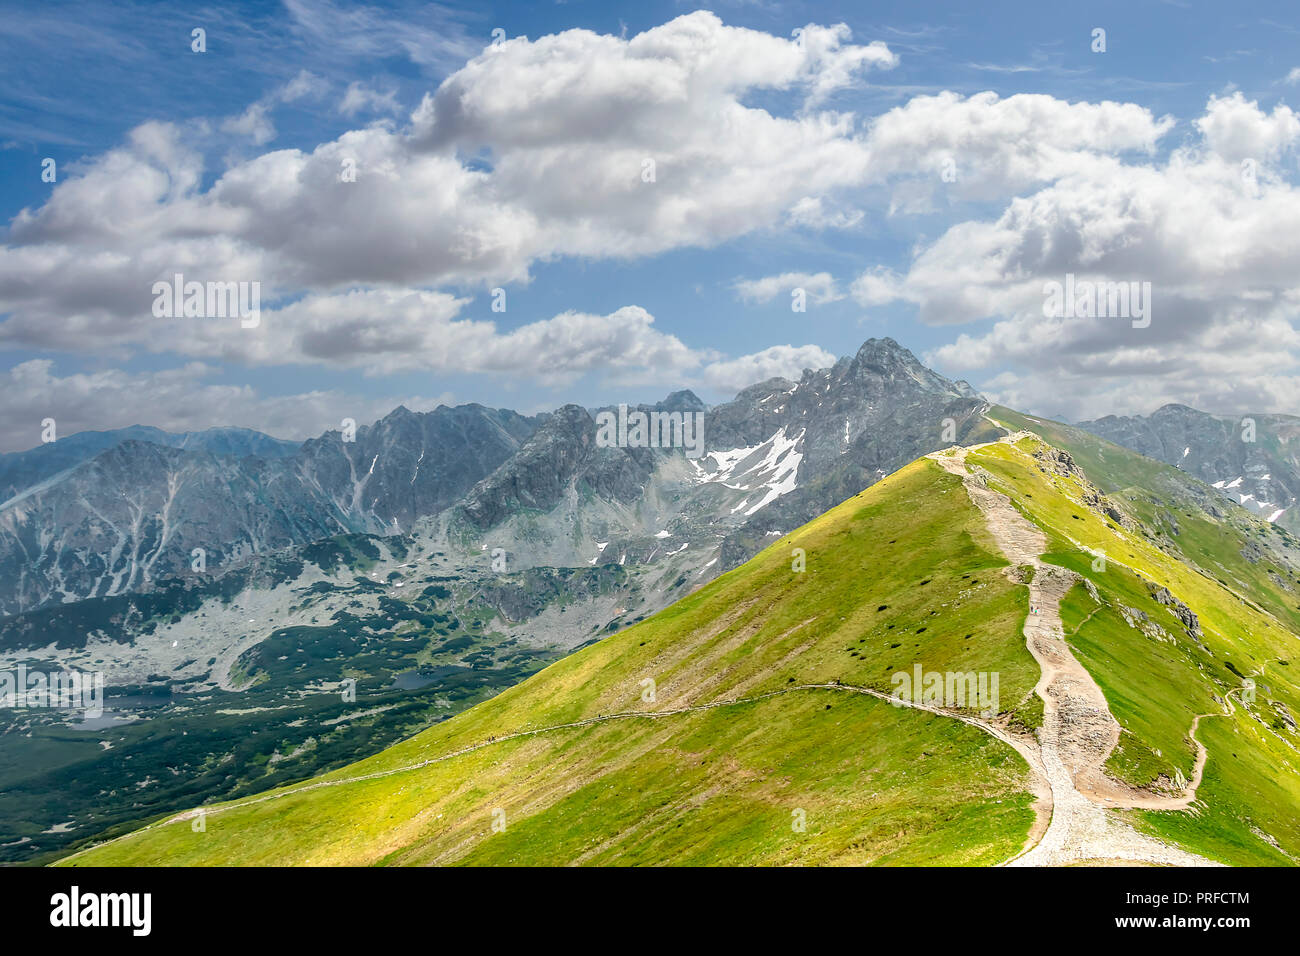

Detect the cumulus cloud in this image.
[849,266,903,307]
[3,12,1288,422]
[280,69,330,103]
[1194,92,1300,163]
[221,102,277,146]
[793,23,898,106]
[1,282,715,383]
[699,344,836,392]
[784,195,864,229]
[0,14,1181,389]
[338,81,400,117]
[859,90,1173,210]
[219,71,330,147]
[733,271,842,305]
[862,94,1300,418]
[0,12,900,369]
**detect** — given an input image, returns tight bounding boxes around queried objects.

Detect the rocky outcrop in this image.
[1033,447,1131,528]
[1147,582,1203,642]
[1118,604,1172,643]
[710,338,991,568]
[457,405,648,529]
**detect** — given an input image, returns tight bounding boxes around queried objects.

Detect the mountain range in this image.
[0,338,990,616]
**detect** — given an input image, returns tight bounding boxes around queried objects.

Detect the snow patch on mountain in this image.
[689,427,805,516]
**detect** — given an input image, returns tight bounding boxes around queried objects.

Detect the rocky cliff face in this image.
[418,338,994,580]
[293,403,539,531]
[0,441,345,615]
[1077,404,1300,532]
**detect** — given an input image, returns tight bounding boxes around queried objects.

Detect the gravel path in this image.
[932,444,1218,866]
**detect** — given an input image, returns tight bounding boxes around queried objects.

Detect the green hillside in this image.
[993,405,1300,637]
[61,458,1044,865]
[982,412,1300,864]
[59,428,1300,866]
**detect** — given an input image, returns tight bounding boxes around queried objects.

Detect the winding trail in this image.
[931,443,1218,866]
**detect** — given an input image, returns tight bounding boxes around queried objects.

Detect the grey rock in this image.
[1147,582,1203,641]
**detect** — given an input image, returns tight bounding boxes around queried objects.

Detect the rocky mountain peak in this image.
[656,389,706,412]
[847,336,957,396]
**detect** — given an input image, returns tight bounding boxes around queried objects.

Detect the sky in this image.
[1,0,1299,451]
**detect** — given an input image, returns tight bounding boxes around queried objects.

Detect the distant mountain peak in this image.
[656,389,706,412]
[1151,403,1202,417]
[1077,402,1300,532]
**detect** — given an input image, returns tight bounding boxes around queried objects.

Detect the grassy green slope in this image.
[967,429,1300,865]
[992,406,1300,636]
[62,459,1044,866]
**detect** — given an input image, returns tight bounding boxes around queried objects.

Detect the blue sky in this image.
[1,0,1299,449]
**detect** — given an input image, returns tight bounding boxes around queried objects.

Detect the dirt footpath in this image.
[931,445,1218,867]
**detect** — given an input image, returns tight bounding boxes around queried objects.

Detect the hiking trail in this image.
[931,441,1218,867]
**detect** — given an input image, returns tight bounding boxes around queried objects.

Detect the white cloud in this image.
[849,266,903,307]
[794,23,898,106]
[860,90,1173,205]
[1,12,900,366]
[339,81,400,117]
[221,102,276,146]
[1194,92,1300,163]
[7,283,712,383]
[699,344,836,392]
[784,196,864,229]
[219,71,330,147]
[734,271,842,305]
[2,11,1275,425]
[873,94,1300,418]
[280,69,330,103]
